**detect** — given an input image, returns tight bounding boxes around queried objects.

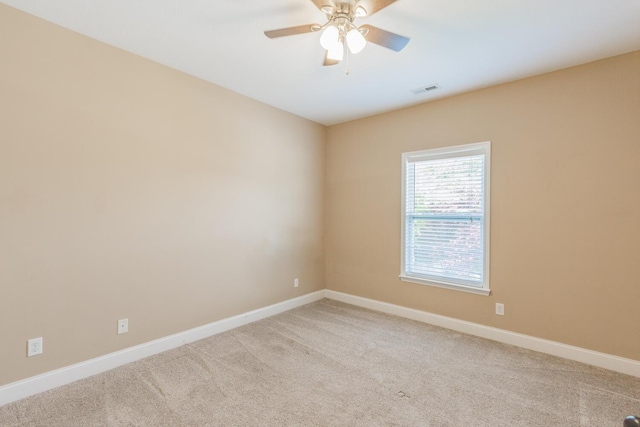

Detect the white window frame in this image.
[400,141,491,296]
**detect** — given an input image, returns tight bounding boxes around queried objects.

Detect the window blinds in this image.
[405,153,485,287]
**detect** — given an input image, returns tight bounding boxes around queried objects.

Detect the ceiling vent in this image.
[411,85,440,95]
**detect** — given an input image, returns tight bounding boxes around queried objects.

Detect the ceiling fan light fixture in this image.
[327,41,344,61]
[320,24,340,50]
[263,0,409,67]
[346,28,367,54]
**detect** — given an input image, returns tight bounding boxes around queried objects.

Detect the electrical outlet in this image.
[27,337,43,357]
[495,303,505,316]
[294,278,299,288]
[117,318,129,335]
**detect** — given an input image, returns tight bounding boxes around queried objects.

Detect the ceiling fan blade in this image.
[310,0,336,14]
[264,24,319,39]
[356,0,398,16]
[360,24,409,52]
[323,51,340,66]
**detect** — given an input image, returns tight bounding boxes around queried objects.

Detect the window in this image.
[400,142,490,295]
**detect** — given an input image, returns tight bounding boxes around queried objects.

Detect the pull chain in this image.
[345,42,350,76]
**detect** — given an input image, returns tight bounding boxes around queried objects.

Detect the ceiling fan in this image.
[264,0,409,66]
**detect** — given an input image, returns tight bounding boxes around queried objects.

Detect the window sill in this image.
[399,275,491,296]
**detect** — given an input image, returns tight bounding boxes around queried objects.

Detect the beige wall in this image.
[326,51,640,361]
[0,4,325,387]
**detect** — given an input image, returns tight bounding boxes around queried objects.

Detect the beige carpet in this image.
[1,299,639,426]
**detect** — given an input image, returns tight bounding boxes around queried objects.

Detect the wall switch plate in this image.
[495,303,505,316]
[27,337,43,357]
[294,278,299,288]
[117,318,129,335]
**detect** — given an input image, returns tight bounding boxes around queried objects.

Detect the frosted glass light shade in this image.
[346,28,366,54]
[320,25,340,50]
[327,41,344,61]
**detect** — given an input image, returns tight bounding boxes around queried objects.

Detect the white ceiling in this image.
[3,0,640,125]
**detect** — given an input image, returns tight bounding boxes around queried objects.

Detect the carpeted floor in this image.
[1,299,639,426]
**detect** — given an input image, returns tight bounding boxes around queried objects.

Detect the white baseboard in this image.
[325,290,640,378]
[3,289,638,407]
[0,290,326,407]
